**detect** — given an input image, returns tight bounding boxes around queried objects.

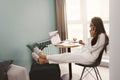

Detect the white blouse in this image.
[47,33,105,65]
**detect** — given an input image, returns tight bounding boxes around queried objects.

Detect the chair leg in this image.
[80,67,86,80]
[85,68,96,80]
[95,67,102,80]
[93,68,99,80]
[80,67,102,80]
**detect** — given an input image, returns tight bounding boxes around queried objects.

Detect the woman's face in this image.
[90,22,96,37]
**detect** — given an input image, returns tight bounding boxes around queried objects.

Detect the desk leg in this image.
[69,63,72,80]
[61,48,80,80]
[68,48,72,80]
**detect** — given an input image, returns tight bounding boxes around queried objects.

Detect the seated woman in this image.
[36,17,109,65]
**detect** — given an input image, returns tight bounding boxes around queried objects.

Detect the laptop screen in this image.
[49,31,61,45]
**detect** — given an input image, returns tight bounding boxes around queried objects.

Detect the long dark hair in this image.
[91,17,109,52]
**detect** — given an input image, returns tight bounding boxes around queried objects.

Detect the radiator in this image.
[38,40,60,55]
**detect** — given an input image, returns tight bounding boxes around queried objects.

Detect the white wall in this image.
[110,0,120,79]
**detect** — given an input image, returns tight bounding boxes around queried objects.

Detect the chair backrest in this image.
[92,43,107,67]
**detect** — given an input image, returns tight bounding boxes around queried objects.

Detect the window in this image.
[66,0,109,41]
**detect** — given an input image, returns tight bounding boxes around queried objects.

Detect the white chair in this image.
[7,64,29,80]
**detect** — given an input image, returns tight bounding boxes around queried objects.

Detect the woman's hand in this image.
[79,40,85,45]
[90,30,96,37]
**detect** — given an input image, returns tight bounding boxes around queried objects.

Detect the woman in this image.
[38,17,109,64]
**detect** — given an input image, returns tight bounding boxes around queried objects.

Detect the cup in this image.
[73,38,77,42]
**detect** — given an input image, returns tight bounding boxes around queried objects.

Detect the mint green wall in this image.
[0,0,56,71]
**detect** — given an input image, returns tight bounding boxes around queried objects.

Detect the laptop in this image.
[49,30,62,45]
[49,30,80,47]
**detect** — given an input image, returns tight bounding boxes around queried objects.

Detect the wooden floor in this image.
[59,63,109,80]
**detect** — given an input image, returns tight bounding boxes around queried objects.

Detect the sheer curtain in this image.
[55,0,68,41]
